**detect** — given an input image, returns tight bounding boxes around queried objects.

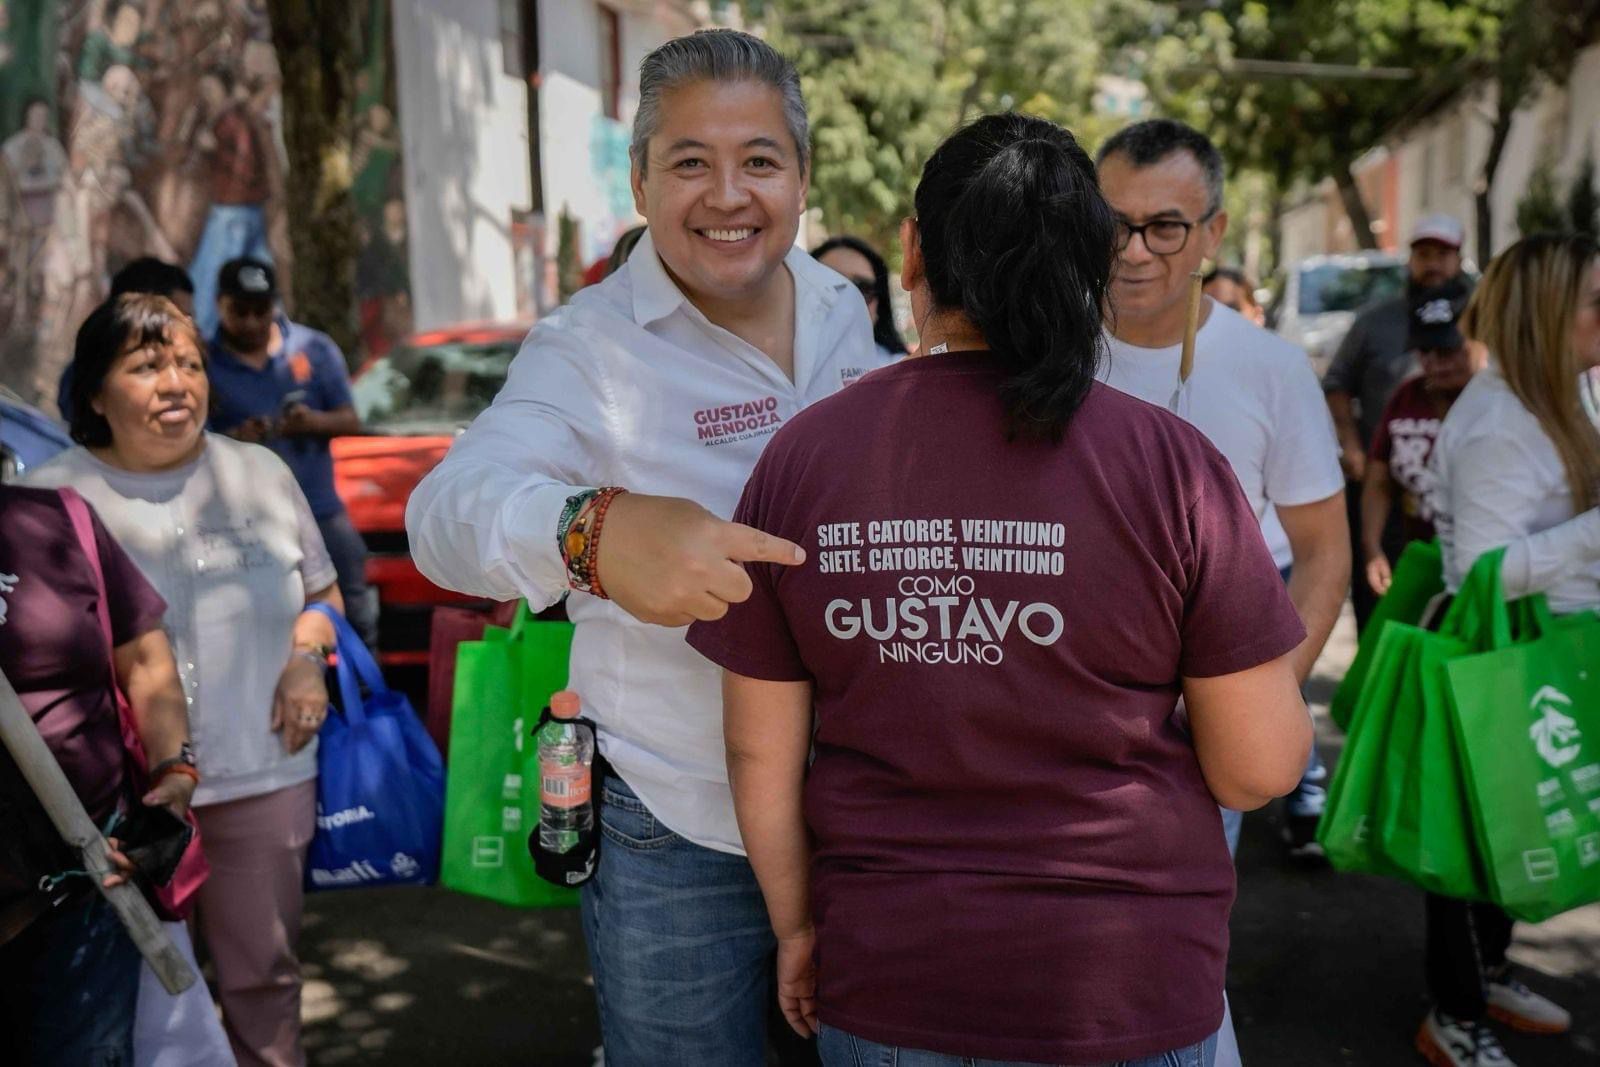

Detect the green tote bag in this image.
[1376,626,1488,900]
[439,603,580,908]
[1318,621,1421,878]
[1446,603,1600,922]
[1331,539,1445,731]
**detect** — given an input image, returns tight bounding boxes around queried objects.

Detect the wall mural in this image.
[0,0,410,416]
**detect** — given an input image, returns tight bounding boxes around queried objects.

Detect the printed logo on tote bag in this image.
[1529,685,1583,770]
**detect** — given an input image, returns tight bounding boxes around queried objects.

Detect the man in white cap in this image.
[1323,213,1469,630]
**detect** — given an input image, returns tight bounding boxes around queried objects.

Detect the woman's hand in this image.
[272,653,329,754]
[1365,551,1393,596]
[775,926,818,1038]
[102,837,137,889]
[142,772,196,819]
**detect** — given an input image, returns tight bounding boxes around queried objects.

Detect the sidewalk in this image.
[299,606,1600,1065]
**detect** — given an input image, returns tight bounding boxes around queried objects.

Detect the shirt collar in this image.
[625,227,850,328]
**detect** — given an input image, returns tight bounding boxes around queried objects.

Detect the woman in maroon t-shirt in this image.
[0,484,194,1065]
[1361,286,1481,596]
[689,114,1314,1066]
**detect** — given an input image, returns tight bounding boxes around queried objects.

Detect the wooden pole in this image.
[1179,270,1204,384]
[0,667,196,995]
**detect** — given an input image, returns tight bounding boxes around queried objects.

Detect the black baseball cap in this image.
[1408,285,1467,352]
[217,257,277,303]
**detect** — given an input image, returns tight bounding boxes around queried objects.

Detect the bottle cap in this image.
[550,691,581,720]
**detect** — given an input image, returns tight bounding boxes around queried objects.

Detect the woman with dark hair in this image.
[26,293,343,1066]
[688,112,1313,1066]
[812,235,907,356]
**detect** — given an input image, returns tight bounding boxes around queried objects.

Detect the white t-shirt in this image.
[25,435,337,806]
[1099,302,1344,568]
[1429,363,1600,613]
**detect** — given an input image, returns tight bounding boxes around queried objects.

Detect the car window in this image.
[1297,262,1406,315]
[353,340,520,434]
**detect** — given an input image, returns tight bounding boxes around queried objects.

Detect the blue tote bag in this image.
[305,603,445,891]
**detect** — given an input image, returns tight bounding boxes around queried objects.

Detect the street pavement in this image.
[299,607,1600,1065]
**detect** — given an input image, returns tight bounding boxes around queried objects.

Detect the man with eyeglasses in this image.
[1093,117,1347,1067]
[1094,119,1347,857]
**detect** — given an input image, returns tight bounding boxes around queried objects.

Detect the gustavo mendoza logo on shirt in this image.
[693,396,783,447]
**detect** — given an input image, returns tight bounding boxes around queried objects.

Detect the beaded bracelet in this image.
[152,762,201,786]
[558,487,627,597]
[555,490,593,556]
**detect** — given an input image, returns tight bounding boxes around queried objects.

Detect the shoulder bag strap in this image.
[57,488,145,765]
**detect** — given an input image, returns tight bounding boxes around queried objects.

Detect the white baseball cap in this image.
[1410,213,1464,249]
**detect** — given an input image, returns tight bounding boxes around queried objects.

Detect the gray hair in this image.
[630,29,809,174]
[1095,118,1225,218]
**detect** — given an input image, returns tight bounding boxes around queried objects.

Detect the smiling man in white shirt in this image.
[406,29,889,1066]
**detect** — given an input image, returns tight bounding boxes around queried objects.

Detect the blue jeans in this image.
[580,775,775,1066]
[0,892,141,1065]
[317,510,378,650]
[189,202,271,340]
[818,1024,1217,1067]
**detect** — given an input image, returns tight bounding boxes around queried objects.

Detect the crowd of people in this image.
[1,241,370,1064]
[2,22,1598,1067]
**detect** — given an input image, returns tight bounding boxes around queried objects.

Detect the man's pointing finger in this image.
[722,522,806,567]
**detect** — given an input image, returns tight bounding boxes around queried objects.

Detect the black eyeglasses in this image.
[1114,212,1216,256]
[845,277,877,299]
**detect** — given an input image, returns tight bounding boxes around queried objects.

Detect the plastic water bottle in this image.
[537,690,593,857]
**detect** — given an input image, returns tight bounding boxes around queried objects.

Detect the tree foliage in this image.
[756,0,1114,252]
[1121,0,1600,258]
[1567,153,1599,240]
[1517,163,1568,237]
[1118,1,1494,250]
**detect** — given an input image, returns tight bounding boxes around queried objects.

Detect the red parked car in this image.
[332,321,532,674]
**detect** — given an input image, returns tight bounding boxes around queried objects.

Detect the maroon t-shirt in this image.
[688,353,1305,1063]
[0,486,168,828]
[1369,375,1446,543]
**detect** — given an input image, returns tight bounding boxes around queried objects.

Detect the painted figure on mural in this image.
[0,0,410,410]
[356,196,412,361]
[351,102,399,221]
[77,0,151,84]
[0,148,20,339]
[187,61,275,340]
[146,0,252,264]
[3,97,66,235]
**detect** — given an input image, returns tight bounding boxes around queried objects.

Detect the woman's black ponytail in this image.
[915,113,1115,442]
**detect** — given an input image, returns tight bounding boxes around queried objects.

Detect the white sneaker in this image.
[1487,972,1572,1034]
[1415,1009,1517,1067]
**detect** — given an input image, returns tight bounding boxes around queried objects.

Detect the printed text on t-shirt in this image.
[816,517,1067,666]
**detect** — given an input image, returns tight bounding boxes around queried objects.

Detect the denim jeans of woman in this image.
[0,892,141,1066]
[818,1023,1217,1067]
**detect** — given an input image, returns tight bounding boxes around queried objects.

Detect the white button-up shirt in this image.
[1430,363,1600,613]
[406,231,892,853]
